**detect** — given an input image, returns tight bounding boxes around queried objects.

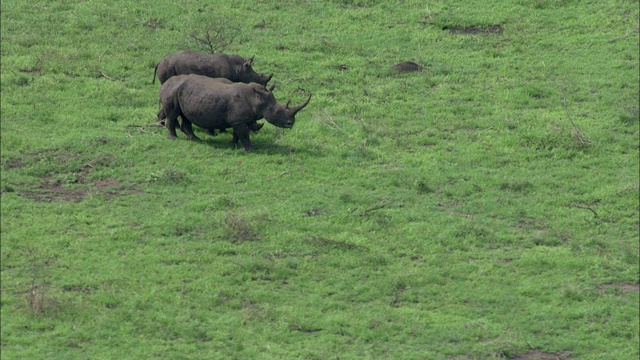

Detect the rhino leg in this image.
[165,114,179,139]
[249,122,264,133]
[232,124,254,151]
[157,107,166,127]
[180,118,200,141]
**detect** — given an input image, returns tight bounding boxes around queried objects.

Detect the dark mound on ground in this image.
[391,61,423,72]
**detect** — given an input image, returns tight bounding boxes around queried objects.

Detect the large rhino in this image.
[159,74,311,151]
[157,77,269,137]
[152,51,272,85]
[156,77,263,136]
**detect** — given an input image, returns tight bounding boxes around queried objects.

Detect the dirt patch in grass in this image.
[1,149,75,170]
[509,350,571,360]
[22,181,90,203]
[62,284,97,295]
[223,214,260,243]
[11,149,139,202]
[445,24,504,35]
[303,208,326,217]
[22,176,140,202]
[597,283,639,294]
[94,178,121,189]
[2,158,25,169]
[306,236,368,251]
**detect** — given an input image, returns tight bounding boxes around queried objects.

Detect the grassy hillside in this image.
[1,0,638,359]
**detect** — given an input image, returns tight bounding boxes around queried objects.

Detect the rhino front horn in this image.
[290,94,312,115]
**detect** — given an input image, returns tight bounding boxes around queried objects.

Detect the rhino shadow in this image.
[188,129,323,157]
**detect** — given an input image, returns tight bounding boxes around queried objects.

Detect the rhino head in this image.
[256,85,311,129]
[238,56,273,86]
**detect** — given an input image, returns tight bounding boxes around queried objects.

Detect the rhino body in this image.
[153,51,272,85]
[157,77,266,138]
[159,74,311,151]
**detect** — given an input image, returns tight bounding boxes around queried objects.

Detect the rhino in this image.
[152,51,272,86]
[159,74,311,151]
[157,77,269,137]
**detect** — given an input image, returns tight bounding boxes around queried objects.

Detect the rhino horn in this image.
[285,100,291,109]
[245,56,255,65]
[267,83,276,92]
[289,94,312,115]
[264,73,273,84]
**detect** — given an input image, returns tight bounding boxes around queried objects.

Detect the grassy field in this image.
[1,0,638,359]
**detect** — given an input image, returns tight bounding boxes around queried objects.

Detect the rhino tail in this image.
[152,62,159,85]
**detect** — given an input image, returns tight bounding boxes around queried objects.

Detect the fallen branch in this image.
[574,205,599,218]
[321,110,343,131]
[561,91,594,146]
[608,25,639,43]
[361,204,386,215]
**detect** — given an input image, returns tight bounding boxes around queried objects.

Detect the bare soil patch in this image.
[598,283,639,294]
[9,149,136,202]
[22,177,138,202]
[445,24,504,35]
[510,350,571,360]
[2,158,25,169]
[306,236,368,251]
[22,180,89,203]
[95,178,121,190]
[223,214,260,243]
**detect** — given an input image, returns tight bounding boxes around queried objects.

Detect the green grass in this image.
[1,0,638,359]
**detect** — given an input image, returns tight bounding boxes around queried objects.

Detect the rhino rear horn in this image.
[289,94,312,115]
[244,56,255,66]
[267,83,276,92]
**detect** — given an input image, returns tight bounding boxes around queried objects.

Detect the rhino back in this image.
[177,76,261,129]
[158,52,236,84]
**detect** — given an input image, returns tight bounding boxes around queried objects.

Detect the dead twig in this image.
[125,123,161,137]
[360,204,386,215]
[561,91,594,146]
[608,24,639,43]
[98,46,110,63]
[321,110,343,131]
[574,205,599,218]
[265,171,290,181]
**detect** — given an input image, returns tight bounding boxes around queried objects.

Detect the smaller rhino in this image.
[152,51,272,86]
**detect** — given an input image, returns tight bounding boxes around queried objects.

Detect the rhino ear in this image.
[243,56,255,68]
[252,85,269,98]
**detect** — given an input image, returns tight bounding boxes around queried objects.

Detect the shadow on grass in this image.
[188,134,325,157]
[134,122,325,157]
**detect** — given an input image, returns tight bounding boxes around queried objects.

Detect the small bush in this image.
[188,19,241,54]
[224,214,259,243]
